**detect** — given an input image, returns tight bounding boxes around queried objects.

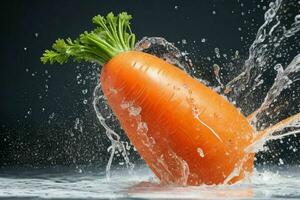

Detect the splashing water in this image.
[93,0,300,183]
[93,84,134,179]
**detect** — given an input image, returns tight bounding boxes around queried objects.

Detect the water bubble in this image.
[34,32,39,38]
[181,39,187,44]
[83,99,88,104]
[25,68,29,72]
[23,47,27,51]
[212,10,216,15]
[201,38,206,43]
[295,15,300,22]
[174,5,179,10]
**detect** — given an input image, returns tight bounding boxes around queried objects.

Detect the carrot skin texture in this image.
[101,51,254,185]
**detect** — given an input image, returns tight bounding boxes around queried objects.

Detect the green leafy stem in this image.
[41,12,136,65]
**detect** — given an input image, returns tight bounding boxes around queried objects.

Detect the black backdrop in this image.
[1,0,299,168]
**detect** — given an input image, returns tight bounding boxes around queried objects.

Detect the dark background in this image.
[0,0,299,168]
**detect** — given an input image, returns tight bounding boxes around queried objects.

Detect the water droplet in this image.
[279,158,284,165]
[212,10,216,15]
[74,118,80,130]
[23,47,27,51]
[137,122,148,133]
[214,47,220,58]
[128,106,142,116]
[174,5,179,10]
[82,89,88,94]
[34,32,39,37]
[197,147,205,157]
[181,39,187,44]
[49,112,55,119]
[201,38,206,43]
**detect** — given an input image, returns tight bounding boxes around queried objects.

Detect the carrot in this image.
[41,12,254,185]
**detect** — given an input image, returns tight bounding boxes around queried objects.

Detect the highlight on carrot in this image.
[41,12,256,185]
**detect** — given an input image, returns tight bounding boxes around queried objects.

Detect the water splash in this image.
[92,0,300,183]
[135,37,194,75]
[225,0,300,116]
[249,55,300,126]
[93,84,134,179]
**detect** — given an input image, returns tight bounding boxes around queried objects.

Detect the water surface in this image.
[0,166,299,199]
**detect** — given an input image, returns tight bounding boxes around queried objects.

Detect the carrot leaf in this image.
[41,12,136,65]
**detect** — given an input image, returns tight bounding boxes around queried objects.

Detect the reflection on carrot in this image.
[41,12,258,185]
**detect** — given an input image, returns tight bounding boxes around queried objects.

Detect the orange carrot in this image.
[41,12,255,185]
[101,51,254,185]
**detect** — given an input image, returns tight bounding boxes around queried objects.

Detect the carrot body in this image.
[101,51,254,185]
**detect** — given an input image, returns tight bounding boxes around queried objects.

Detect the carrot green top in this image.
[41,12,136,65]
